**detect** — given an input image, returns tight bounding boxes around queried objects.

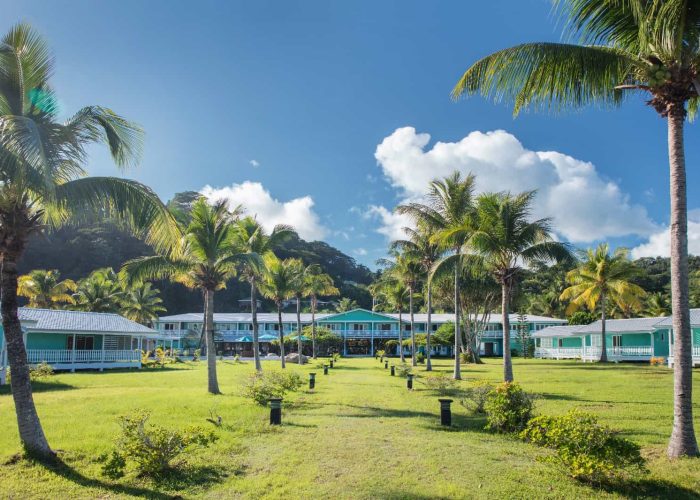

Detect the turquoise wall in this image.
[653,329,670,356]
[25,332,103,350]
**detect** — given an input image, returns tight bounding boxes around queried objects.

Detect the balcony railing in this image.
[26,349,140,365]
[535,347,582,359]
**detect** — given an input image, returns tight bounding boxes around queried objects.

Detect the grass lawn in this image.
[1,358,699,499]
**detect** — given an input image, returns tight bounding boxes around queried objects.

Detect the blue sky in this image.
[5,0,699,267]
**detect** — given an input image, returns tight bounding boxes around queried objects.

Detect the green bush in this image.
[395,362,412,377]
[31,362,54,379]
[241,370,304,405]
[416,351,425,364]
[421,373,458,396]
[460,380,494,414]
[101,410,217,478]
[521,410,645,483]
[484,382,535,433]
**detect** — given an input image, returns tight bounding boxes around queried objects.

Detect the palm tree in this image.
[397,172,476,379]
[260,255,299,369]
[303,268,338,358]
[17,269,76,308]
[390,253,423,367]
[335,297,358,312]
[560,244,646,363]
[645,292,672,317]
[0,24,178,458]
[376,280,409,361]
[289,259,308,364]
[123,198,247,395]
[72,268,124,313]
[470,191,571,382]
[452,0,699,458]
[232,217,294,372]
[120,282,166,326]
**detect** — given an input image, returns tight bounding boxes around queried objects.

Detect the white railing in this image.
[584,346,652,358]
[535,347,582,359]
[156,329,192,339]
[26,349,140,365]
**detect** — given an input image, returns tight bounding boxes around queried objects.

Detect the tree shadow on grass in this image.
[334,404,437,420]
[0,380,76,395]
[599,477,700,499]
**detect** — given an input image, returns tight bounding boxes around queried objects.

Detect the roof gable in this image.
[317,309,398,323]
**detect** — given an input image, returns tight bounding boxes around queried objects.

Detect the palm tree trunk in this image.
[599,292,608,363]
[251,280,262,372]
[453,255,462,380]
[410,286,416,367]
[425,284,432,371]
[0,255,53,458]
[311,296,317,359]
[398,310,404,362]
[296,296,303,364]
[501,281,513,382]
[277,306,286,368]
[204,288,220,394]
[667,107,699,457]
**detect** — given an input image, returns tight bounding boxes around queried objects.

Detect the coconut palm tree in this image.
[123,198,248,395]
[561,244,646,363]
[303,268,338,359]
[0,24,178,458]
[232,217,294,372]
[17,269,76,308]
[120,282,166,326]
[389,253,423,366]
[289,259,308,364]
[452,0,699,458]
[335,297,358,312]
[376,280,409,361]
[397,172,476,379]
[645,291,672,317]
[259,254,299,368]
[470,191,572,382]
[391,224,442,370]
[72,268,124,313]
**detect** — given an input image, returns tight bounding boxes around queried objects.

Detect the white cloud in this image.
[366,205,413,241]
[370,127,658,243]
[249,159,260,168]
[201,181,327,240]
[352,248,368,256]
[632,210,700,258]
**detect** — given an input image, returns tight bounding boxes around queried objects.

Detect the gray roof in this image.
[657,309,700,328]
[19,308,155,335]
[533,325,587,338]
[158,312,331,323]
[577,316,667,334]
[388,313,567,325]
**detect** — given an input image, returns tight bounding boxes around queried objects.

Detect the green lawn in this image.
[1,358,699,499]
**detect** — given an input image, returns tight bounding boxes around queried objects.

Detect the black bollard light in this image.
[438,398,453,426]
[407,373,414,390]
[390,365,395,376]
[309,372,316,390]
[269,398,283,425]
[323,365,329,375]
[329,359,334,368]
[384,360,388,369]
[380,355,384,363]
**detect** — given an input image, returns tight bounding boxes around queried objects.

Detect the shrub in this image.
[649,356,666,366]
[193,349,201,362]
[460,380,494,414]
[421,373,458,396]
[521,410,645,483]
[241,370,304,405]
[395,362,412,377]
[484,382,535,433]
[416,351,425,364]
[30,362,54,380]
[101,410,217,478]
[376,349,386,360]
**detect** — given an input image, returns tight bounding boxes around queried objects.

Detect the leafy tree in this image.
[17,270,76,308]
[232,217,294,371]
[567,310,597,326]
[374,280,409,361]
[452,0,700,457]
[121,282,166,326]
[0,24,178,457]
[123,198,248,394]
[470,191,571,382]
[303,269,338,358]
[560,244,646,363]
[72,268,124,313]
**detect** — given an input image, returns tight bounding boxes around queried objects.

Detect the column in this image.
[138,336,143,369]
[100,334,106,371]
[650,332,654,357]
[71,333,77,372]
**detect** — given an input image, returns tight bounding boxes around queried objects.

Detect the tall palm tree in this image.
[123,198,247,395]
[377,280,409,361]
[17,269,76,308]
[391,224,442,370]
[390,253,423,366]
[0,24,178,458]
[232,217,294,372]
[303,267,338,359]
[452,0,700,458]
[260,254,299,369]
[470,191,572,382]
[645,291,672,317]
[560,244,646,363]
[397,172,476,379]
[72,268,124,313]
[289,259,308,364]
[120,282,166,326]
[335,297,358,312]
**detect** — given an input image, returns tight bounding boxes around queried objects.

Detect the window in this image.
[353,324,365,331]
[163,323,175,331]
[558,338,563,348]
[67,335,94,350]
[432,324,438,331]
[612,335,622,347]
[404,324,411,331]
[661,332,665,341]
[379,323,392,331]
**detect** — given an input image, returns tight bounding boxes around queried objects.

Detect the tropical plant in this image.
[123,198,248,395]
[335,297,358,312]
[288,259,307,364]
[388,252,423,366]
[644,291,671,317]
[259,254,299,368]
[72,268,124,313]
[452,0,700,457]
[303,269,339,358]
[375,280,409,362]
[561,244,646,363]
[120,282,166,326]
[470,191,571,382]
[17,269,76,308]
[232,216,294,371]
[397,171,477,380]
[0,24,179,457]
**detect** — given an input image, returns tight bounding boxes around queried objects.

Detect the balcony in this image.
[25,349,140,371]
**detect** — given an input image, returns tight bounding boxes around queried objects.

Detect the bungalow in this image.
[662,308,700,367]
[155,308,567,357]
[0,308,158,382]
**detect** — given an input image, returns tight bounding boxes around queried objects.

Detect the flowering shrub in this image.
[649,356,666,366]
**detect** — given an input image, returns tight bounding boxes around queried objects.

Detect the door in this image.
[484,342,494,356]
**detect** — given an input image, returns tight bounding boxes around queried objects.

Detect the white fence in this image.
[26,349,140,370]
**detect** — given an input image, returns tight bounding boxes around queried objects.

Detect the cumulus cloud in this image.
[201,181,327,240]
[370,127,658,243]
[352,248,368,256]
[632,210,700,258]
[366,205,413,241]
[249,159,260,168]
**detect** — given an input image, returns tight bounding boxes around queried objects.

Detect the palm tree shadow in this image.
[600,477,700,499]
[0,380,76,395]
